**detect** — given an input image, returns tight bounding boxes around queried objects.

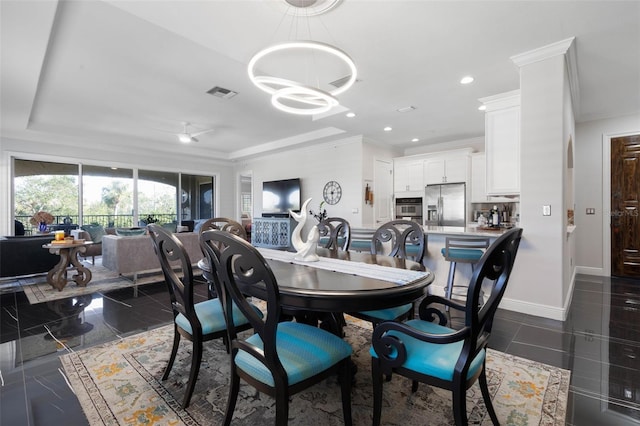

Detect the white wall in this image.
[562,63,577,304]
[0,136,235,235]
[503,54,568,319]
[236,136,365,228]
[574,112,640,274]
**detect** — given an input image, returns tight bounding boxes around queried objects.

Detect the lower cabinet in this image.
[251,217,296,249]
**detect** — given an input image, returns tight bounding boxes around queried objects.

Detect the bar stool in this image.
[441,236,490,302]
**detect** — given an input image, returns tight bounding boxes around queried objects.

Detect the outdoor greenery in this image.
[14,175,177,226]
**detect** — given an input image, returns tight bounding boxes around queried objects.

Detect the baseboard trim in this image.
[576,266,605,276]
[499,297,567,321]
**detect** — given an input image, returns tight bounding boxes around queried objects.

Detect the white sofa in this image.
[102,233,203,281]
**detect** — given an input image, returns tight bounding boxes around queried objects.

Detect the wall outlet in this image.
[543,205,551,216]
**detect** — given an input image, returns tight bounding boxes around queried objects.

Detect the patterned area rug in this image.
[60,320,570,425]
[20,265,201,304]
[19,266,149,304]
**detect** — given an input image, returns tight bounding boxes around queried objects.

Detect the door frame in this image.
[602,130,640,276]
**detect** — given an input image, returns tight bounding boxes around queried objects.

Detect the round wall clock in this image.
[323,180,342,205]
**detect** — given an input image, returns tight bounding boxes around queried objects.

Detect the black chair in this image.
[200,230,353,426]
[350,220,427,326]
[198,217,248,241]
[147,224,257,409]
[317,217,351,251]
[370,227,523,426]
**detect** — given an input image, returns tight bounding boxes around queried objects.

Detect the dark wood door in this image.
[611,134,640,277]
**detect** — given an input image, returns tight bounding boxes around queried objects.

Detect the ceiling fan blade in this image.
[191,137,199,143]
[191,128,214,137]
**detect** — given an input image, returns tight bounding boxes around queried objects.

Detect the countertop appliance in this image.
[425,183,466,227]
[395,197,422,224]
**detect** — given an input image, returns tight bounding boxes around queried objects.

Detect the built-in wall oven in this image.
[395,197,423,224]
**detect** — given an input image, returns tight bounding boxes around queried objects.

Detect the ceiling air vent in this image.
[207,86,238,99]
[329,75,354,89]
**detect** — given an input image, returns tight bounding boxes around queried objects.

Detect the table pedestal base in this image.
[46,245,92,291]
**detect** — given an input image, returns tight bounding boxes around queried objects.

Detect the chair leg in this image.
[162,325,181,380]
[372,358,384,426]
[445,261,457,299]
[224,366,240,426]
[339,359,353,426]
[275,387,290,426]
[182,339,203,409]
[479,367,499,425]
[452,386,468,426]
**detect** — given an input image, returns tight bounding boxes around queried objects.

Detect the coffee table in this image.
[42,241,93,291]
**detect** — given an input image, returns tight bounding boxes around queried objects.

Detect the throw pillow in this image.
[81,224,106,243]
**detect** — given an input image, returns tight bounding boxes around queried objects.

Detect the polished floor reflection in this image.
[1,273,639,425]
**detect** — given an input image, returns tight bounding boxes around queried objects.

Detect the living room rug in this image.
[19,266,163,304]
[60,321,570,425]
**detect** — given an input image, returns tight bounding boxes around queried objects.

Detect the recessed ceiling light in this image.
[384,126,392,131]
[411,138,419,143]
[478,105,487,111]
[346,112,356,118]
[460,76,474,85]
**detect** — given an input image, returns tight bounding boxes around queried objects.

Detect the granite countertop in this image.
[423,224,515,237]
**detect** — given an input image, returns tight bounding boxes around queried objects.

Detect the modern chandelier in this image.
[247,0,357,115]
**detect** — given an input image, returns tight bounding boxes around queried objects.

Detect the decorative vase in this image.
[38,222,48,233]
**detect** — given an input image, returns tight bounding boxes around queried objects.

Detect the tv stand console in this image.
[251,217,296,249]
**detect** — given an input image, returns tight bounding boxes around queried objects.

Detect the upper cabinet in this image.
[470,152,518,203]
[424,155,468,185]
[479,90,521,196]
[393,158,424,193]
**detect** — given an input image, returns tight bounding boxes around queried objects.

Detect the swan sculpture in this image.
[290,198,319,261]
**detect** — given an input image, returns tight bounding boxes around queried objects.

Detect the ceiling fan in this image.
[175,122,214,143]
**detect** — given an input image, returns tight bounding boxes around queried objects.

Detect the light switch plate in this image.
[543,205,551,216]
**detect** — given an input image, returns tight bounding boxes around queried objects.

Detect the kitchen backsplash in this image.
[470,202,519,224]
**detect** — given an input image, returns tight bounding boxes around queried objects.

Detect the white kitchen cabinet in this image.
[470,153,487,203]
[394,158,424,193]
[480,90,520,196]
[424,155,468,185]
[470,153,517,203]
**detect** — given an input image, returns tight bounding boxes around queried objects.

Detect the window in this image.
[11,158,217,235]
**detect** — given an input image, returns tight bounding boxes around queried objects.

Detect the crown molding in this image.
[511,37,580,116]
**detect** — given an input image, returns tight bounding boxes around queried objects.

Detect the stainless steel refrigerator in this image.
[424,183,466,226]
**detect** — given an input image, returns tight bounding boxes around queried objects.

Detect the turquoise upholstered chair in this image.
[350,220,427,326]
[370,227,522,426]
[200,230,353,426]
[441,236,490,304]
[148,224,258,409]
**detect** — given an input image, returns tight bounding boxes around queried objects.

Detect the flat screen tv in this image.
[262,178,301,217]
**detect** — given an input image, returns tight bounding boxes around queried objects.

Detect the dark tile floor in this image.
[1,271,639,425]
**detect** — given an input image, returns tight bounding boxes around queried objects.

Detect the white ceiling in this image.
[2,0,639,162]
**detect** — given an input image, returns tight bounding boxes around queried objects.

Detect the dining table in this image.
[197,246,434,331]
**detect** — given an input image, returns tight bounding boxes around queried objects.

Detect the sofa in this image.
[72,225,116,264]
[101,233,203,281]
[0,235,60,278]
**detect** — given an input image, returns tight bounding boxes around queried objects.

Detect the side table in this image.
[42,242,93,291]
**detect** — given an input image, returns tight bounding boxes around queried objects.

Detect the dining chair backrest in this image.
[418,227,523,353]
[466,227,523,339]
[147,224,197,332]
[201,230,282,358]
[371,220,426,263]
[318,217,351,251]
[198,217,247,241]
